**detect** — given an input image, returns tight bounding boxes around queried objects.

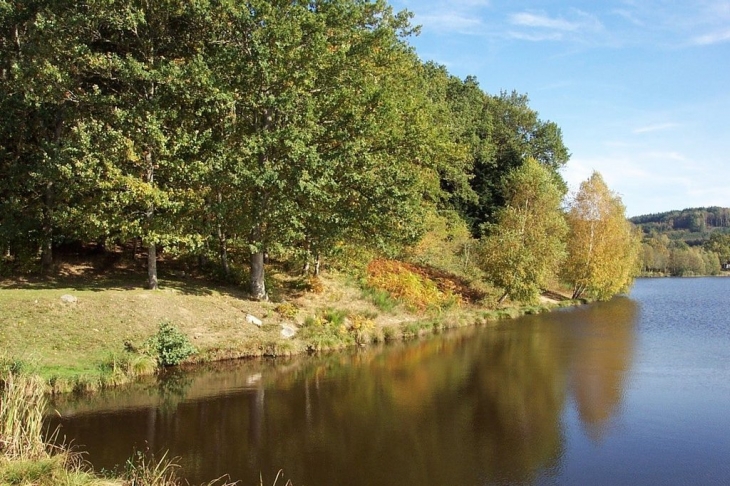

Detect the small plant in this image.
[122,449,181,486]
[300,309,353,352]
[275,302,298,320]
[0,356,30,377]
[362,287,398,312]
[145,322,197,367]
[350,314,377,345]
[382,325,400,341]
[261,469,294,486]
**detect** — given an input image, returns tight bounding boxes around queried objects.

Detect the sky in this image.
[389,0,730,217]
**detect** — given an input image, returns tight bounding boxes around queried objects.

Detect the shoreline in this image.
[0,268,582,396]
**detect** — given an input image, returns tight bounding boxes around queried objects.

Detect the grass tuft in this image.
[0,372,48,460]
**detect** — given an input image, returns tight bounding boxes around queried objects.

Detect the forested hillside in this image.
[1,0,638,303]
[631,207,730,275]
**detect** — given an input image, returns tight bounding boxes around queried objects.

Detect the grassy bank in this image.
[0,257,578,394]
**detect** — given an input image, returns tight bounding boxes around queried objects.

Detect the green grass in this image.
[0,276,284,388]
[361,286,398,312]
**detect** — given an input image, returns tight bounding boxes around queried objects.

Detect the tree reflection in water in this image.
[50,299,638,486]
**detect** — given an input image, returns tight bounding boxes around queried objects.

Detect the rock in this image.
[280,323,298,339]
[246,314,263,327]
[60,294,78,303]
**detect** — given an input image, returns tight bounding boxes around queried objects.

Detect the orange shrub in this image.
[366,259,462,312]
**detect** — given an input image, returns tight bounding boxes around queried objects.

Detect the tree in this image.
[209,0,448,299]
[68,0,218,289]
[562,172,641,300]
[704,232,730,264]
[0,0,85,271]
[461,90,569,235]
[477,158,567,304]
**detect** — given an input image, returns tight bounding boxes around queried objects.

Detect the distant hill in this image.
[630,206,730,245]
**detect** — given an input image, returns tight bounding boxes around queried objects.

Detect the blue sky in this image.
[389,0,730,217]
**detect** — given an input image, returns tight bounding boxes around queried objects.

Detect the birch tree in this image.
[562,172,641,300]
[478,158,567,304]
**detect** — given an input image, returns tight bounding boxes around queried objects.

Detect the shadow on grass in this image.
[0,254,304,301]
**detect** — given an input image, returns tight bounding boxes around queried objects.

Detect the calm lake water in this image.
[49,278,730,485]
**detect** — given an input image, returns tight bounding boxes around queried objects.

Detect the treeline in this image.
[631,207,730,234]
[641,232,730,276]
[632,207,730,276]
[0,0,637,302]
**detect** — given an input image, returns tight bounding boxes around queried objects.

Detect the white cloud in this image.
[692,29,730,45]
[506,9,604,43]
[510,12,581,31]
[417,13,483,34]
[633,122,680,134]
[507,30,563,42]
[612,8,645,27]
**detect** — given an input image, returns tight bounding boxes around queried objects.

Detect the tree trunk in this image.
[217,224,230,278]
[144,149,158,290]
[572,285,584,300]
[250,251,266,300]
[40,182,53,274]
[147,242,158,290]
[498,290,509,305]
[314,252,321,277]
[249,107,270,301]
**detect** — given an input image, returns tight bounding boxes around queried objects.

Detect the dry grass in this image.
[0,253,571,394]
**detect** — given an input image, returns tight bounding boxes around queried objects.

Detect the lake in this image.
[49,278,730,485]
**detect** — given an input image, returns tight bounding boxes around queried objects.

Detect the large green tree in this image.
[562,172,641,300]
[68,0,219,289]
[0,0,85,270]
[209,0,454,299]
[477,158,567,304]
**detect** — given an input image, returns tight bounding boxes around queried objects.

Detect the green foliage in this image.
[0,0,574,309]
[407,210,480,280]
[631,206,730,231]
[144,322,197,367]
[704,232,730,264]
[299,309,380,350]
[634,211,730,276]
[300,309,354,352]
[439,81,570,234]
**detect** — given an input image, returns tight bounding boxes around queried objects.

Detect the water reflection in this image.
[50,298,638,486]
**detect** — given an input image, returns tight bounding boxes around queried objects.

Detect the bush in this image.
[145,322,197,367]
[300,309,353,352]
[366,259,462,313]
